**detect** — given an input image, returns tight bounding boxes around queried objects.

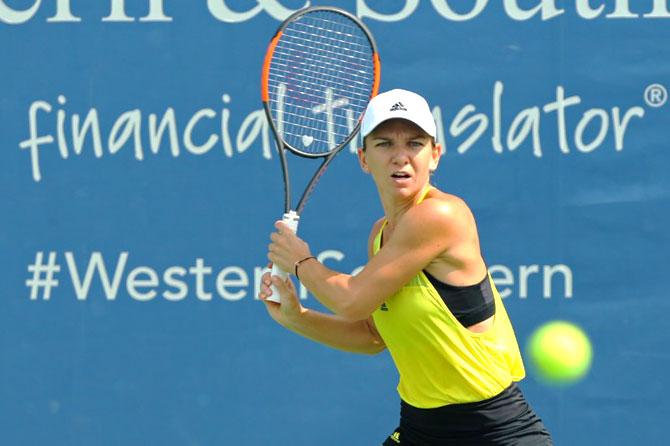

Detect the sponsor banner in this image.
[2,2,668,445]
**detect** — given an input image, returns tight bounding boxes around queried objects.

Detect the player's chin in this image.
[390,179,422,195]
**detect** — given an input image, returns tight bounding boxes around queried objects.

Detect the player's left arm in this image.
[277,197,472,321]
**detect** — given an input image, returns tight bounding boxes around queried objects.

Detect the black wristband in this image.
[294,256,317,281]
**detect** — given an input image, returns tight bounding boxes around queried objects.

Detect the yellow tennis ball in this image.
[526,320,593,385]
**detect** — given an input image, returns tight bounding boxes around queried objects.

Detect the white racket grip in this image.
[267,211,300,303]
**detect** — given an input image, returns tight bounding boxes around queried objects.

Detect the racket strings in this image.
[269,57,375,92]
[269,49,375,84]
[277,112,356,133]
[282,21,373,86]
[267,10,376,155]
[275,23,373,92]
[281,27,373,56]
[288,16,365,38]
[268,67,373,95]
[264,96,366,123]
[285,17,369,48]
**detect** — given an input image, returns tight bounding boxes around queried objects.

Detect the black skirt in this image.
[382,383,553,446]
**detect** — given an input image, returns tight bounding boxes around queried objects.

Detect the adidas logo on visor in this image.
[389,102,407,112]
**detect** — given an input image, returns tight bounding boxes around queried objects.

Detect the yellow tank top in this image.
[371,189,525,409]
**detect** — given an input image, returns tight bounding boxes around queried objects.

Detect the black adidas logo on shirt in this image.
[389,102,407,112]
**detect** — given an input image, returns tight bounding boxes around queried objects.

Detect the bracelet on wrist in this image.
[294,256,317,281]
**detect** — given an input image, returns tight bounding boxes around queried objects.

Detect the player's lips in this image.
[390,171,412,184]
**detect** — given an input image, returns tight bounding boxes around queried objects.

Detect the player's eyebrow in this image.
[370,133,428,140]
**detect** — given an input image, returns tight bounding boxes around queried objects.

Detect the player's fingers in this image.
[259,276,277,302]
[271,275,291,296]
[267,243,282,261]
[261,270,272,293]
[271,276,299,304]
[271,232,293,247]
[269,236,288,253]
[283,276,296,293]
[271,275,285,289]
[261,269,272,284]
[259,281,271,297]
[259,266,270,296]
[260,288,280,309]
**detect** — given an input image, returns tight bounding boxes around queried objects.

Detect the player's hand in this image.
[268,221,311,274]
[259,268,303,323]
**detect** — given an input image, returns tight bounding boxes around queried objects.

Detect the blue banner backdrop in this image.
[2,1,669,445]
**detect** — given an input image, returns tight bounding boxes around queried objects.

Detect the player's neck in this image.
[379,184,431,227]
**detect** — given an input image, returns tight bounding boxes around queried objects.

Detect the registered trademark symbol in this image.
[644,83,667,108]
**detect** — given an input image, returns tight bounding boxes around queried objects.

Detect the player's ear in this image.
[429,142,442,172]
[357,147,370,173]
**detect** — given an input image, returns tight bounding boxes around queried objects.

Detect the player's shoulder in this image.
[410,188,473,224]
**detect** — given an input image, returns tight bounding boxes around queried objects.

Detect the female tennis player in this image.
[260,89,553,445]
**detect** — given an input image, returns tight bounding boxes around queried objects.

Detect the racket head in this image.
[261,7,381,159]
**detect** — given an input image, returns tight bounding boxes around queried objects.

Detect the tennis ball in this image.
[526,320,593,385]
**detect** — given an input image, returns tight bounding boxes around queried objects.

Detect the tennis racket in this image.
[261,6,380,302]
